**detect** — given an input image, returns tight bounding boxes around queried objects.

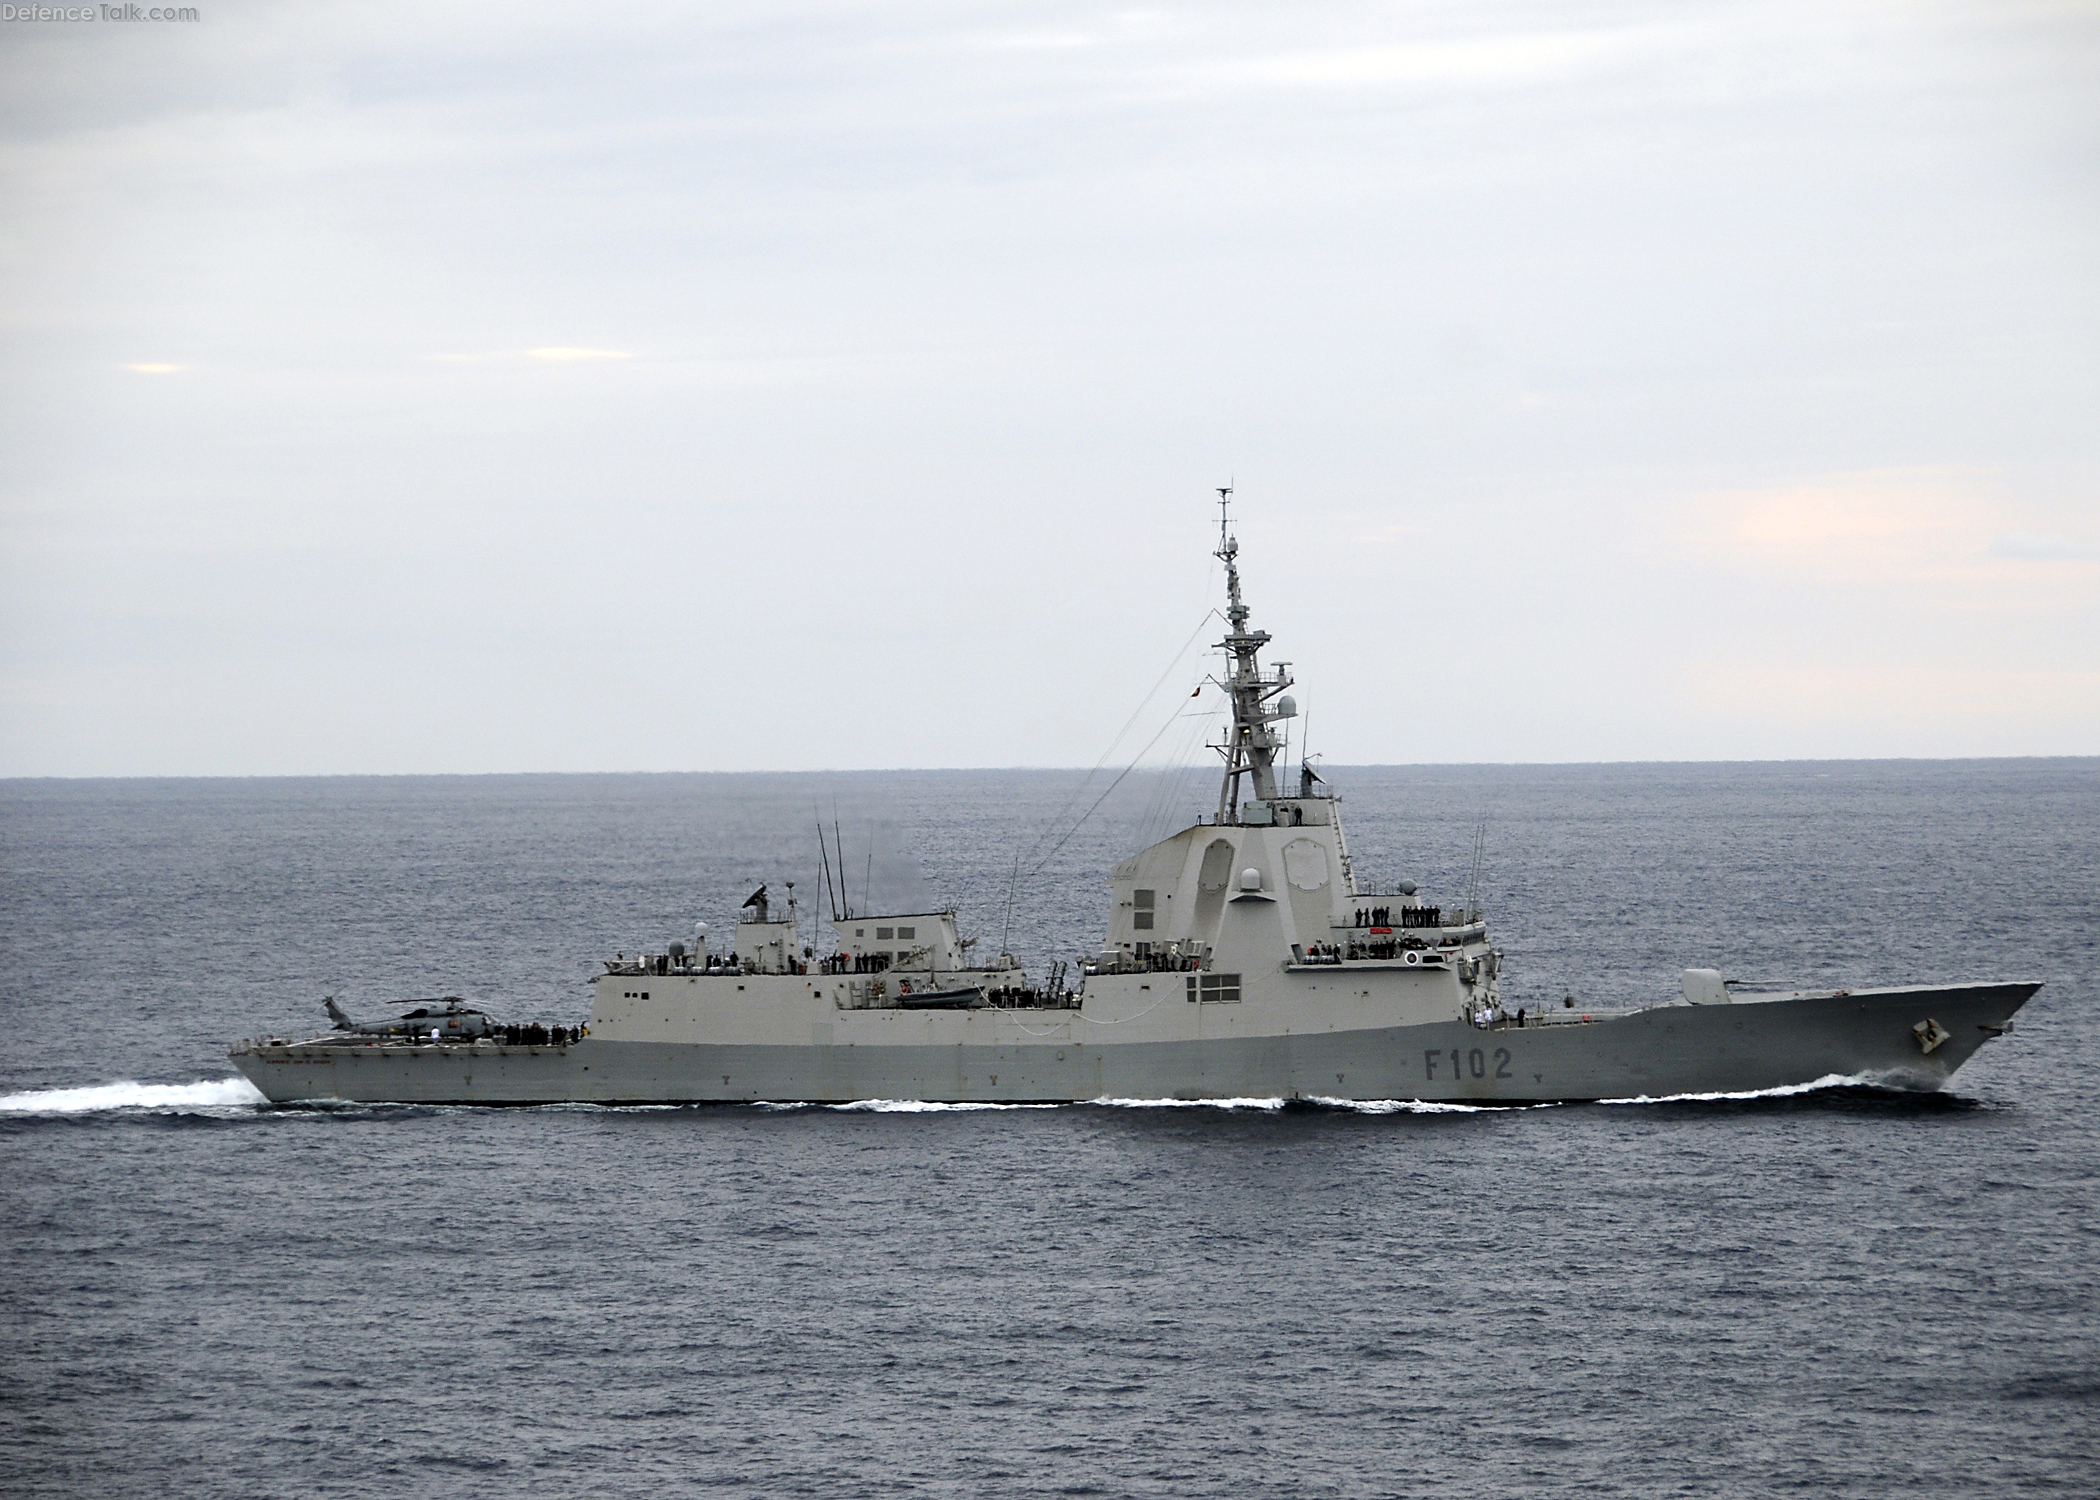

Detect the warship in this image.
[230,499,2037,1105]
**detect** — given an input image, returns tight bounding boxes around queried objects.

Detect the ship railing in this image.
[981,986,1082,1011]
[608,954,761,977]
[1299,941,1454,965]
[818,952,895,976]
[1520,1008,1611,1026]
[1084,954,1204,977]
[1348,901,1443,927]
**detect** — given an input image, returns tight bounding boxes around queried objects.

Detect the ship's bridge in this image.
[1098,791,1469,972]
[831,911,968,973]
[1236,796,1336,828]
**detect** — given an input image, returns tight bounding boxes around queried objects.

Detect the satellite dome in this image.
[1276,695,1297,718]
[1240,867,1263,891]
[1399,881,1417,896]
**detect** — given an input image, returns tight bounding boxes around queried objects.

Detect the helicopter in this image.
[323,995,496,1040]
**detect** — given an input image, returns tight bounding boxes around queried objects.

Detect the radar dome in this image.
[1399,881,1417,896]
[1240,867,1263,891]
[1276,695,1297,718]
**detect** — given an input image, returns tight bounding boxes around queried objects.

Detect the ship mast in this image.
[1213,489,1293,824]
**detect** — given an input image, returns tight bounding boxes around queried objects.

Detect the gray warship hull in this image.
[230,980,2034,1106]
[226,508,2044,1111]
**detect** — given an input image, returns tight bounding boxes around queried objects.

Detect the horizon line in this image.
[3,752,2095,783]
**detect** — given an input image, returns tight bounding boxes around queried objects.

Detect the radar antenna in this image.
[1210,488,1292,824]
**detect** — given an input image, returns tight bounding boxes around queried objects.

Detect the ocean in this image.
[2,760,2095,1498]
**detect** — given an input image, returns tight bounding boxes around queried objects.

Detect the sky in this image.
[1,0,2095,776]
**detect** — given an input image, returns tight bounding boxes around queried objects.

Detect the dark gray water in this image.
[2,761,2096,1498]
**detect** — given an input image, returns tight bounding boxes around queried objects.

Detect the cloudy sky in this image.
[1,0,2095,776]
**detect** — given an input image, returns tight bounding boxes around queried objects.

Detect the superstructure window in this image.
[877,927,894,940]
[897,926,915,940]
[1186,973,1242,1004]
[1133,889,1155,930]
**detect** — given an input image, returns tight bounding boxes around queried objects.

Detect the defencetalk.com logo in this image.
[2,4,200,18]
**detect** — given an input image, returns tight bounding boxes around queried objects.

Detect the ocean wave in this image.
[1596,1073,1876,1105]
[0,1077,267,1115]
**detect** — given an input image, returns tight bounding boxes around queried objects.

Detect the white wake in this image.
[1311,1096,1538,1114]
[0,1077,267,1115]
[814,1092,1050,1100]
[1090,1095,1288,1111]
[1597,1072,1875,1105]
[1094,1096,1537,1113]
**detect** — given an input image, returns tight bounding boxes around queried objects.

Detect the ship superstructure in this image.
[230,499,2037,1105]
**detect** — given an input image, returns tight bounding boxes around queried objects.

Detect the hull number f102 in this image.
[1425,1047,1512,1081]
